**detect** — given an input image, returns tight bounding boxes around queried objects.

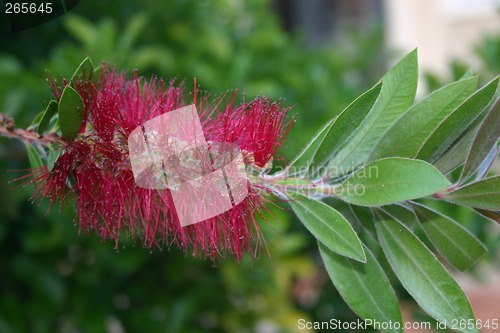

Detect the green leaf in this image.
[460,70,474,80]
[379,204,419,230]
[337,158,451,206]
[444,176,500,210]
[37,100,58,135]
[29,111,45,130]
[330,199,377,236]
[473,208,500,224]
[47,144,62,172]
[287,192,366,262]
[58,85,85,141]
[370,77,478,160]
[417,77,499,162]
[411,202,487,271]
[376,214,479,333]
[26,144,44,169]
[311,82,382,176]
[287,82,382,178]
[93,65,102,84]
[319,242,403,333]
[330,49,418,174]
[70,57,94,84]
[460,98,500,182]
[433,123,479,174]
[475,146,498,181]
[285,119,335,177]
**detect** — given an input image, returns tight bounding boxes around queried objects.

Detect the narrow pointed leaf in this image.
[444,176,500,210]
[285,119,335,177]
[376,214,478,333]
[475,146,498,180]
[70,57,94,84]
[337,158,451,206]
[379,204,419,230]
[370,77,477,160]
[473,208,500,224]
[311,82,382,174]
[287,192,366,262]
[93,65,102,84]
[332,199,377,236]
[417,77,498,162]
[29,111,45,130]
[47,144,62,172]
[434,123,479,174]
[37,100,58,135]
[460,98,500,182]
[319,242,403,333]
[58,85,84,141]
[460,70,474,80]
[331,50,418,173]
[411,202,487,271]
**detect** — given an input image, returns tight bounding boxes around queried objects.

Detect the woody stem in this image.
[0,113,65,145]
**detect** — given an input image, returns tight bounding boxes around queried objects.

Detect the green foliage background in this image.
[0,1,498,332]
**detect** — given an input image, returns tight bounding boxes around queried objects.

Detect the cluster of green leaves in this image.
[285,50,499,333]
[27,58,96,173]
[25,61,94,188]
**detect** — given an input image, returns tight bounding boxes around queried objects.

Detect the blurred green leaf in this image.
[331,49,418,173]
[370,77,477,160]
[64,15,95,50]
[337,158,451,206]
[319,242,403,333]
[460,98,500,182]
[444,176,500,210]
[58,85,84,141]
[417,77,498,162]
[376,213,478,333]
[118,13,148,55]
[287,192,366,262]
[411,202,487,271]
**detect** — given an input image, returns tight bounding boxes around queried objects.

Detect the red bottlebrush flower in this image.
[19,64,293,261]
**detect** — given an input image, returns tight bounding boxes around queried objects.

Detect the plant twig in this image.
[0,113,65,145]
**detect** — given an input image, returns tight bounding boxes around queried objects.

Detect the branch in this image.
[0,113,65,145]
